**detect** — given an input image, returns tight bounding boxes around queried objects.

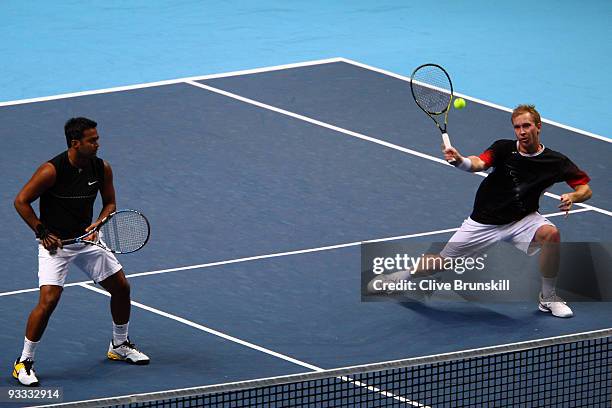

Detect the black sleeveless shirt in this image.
[39,151,105,239]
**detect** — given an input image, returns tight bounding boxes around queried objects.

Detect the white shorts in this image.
[440,212,555,259]
[38,243,123,287]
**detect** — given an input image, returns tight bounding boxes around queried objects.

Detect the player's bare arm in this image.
[14,163,62,250]
[442,146,490,172]
[559,184,592,212]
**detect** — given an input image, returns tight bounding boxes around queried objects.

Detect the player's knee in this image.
[112,280,130,299]
[38,289,62,315]
[101,271,130,298]
[538,225,560,243]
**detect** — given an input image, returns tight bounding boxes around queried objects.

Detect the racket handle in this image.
[442,133,456,163]
[442,133,452,149]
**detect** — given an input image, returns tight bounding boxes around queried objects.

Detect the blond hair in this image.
[511,104,541,126]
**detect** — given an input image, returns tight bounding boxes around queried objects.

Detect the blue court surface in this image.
[0,59,611,405]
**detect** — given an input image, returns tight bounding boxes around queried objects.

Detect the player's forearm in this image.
[569,184,592,203]
[463,156,487,172]
[96,203,117,222]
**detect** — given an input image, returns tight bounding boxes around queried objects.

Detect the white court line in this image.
[185,80,612,218]
[2,56,607,145]
[0,58,343,107]
[186,79,450,165]
[338,58,612,144]
[77,283,426,407]
[0,207,593,299]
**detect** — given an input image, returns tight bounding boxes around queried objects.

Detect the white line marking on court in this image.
[540,192,611,217]
[0,280,94,297]
[77,283,425,407]
[1,61,607,215]
[0,208,592,299]
[338,58,612,144]
[185,80,612,217]
[0,58,343,107]
[2,56,608,145]
[77,283,320,370]
[185,79,450,165]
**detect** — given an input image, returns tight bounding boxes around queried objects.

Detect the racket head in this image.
[410,63,454,115]
[98,210,150,254]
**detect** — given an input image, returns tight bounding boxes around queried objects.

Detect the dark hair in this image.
[64,117,97,147]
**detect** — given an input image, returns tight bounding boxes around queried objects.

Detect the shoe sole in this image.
[107,351,150,365]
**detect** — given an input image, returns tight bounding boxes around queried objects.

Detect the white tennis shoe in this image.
[538,292,573,318]
[12,357,39,386]
[107,339,150,365]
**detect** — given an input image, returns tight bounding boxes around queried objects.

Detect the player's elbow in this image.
[14,195,26,211]
[14,191,34,213]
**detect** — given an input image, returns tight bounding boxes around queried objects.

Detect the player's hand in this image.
[84,221,101,242]
[42,233,62,252]
[442,145,462,164]
[559,193,573,217]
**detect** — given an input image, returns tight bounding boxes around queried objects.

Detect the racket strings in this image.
[411,66,452,114]
[100,212,149,253]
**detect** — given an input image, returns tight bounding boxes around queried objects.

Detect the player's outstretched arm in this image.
[443,146,489,172]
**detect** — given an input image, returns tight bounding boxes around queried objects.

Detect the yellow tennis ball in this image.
[453,98,466,110]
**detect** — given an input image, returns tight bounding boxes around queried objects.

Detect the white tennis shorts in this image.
[38,243,123,287]
[440,212,555,259]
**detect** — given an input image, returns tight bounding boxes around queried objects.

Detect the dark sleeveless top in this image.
[39,151,105,239]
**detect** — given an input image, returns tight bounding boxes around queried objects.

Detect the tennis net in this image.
[37,328,611,407]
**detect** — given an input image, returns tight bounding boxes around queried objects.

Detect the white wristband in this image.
[457,157,472,171]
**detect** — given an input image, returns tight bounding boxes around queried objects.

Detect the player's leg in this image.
[14,286,63,386]
[14,246,71,386]
[533,224,561,280]
[532,224,572,317]
[98,270,149,365]
[99,269,130,325]
[25,285,63,342]
[508,213,572,318]
[367,218,499,294]
[73,245,149,364]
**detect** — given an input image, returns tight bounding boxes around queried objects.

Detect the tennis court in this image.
[0,57,610,406]
[2,2,612,406]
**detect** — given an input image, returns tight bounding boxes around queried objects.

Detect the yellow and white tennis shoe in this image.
[539,292,573,318]
[107,339,150,365]
[12,358,39,386]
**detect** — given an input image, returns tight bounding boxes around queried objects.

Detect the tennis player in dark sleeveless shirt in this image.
[372,105,592,318]
[12,118,149,386]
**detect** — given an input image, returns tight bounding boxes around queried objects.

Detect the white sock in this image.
[112,322,129,346]
[541,277,557,298]
[20,337,39,362]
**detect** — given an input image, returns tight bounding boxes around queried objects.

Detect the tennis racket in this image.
[410,63,455,160]
[62,209,150,254]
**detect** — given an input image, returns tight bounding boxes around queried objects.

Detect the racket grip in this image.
[442,133,452,149]
[442,133,456,163]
